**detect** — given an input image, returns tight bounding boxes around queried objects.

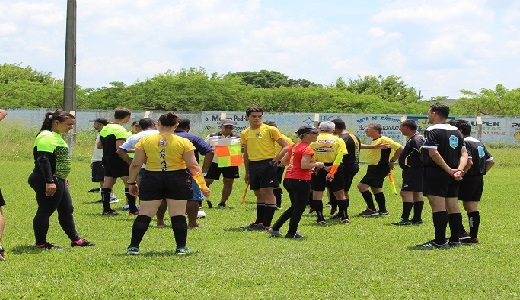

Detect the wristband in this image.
[390,159,395,163]
[269,161,279,167]
[192,172,209,192]
[127,181,137,185]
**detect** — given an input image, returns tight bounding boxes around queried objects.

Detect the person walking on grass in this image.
[241,106,290,231]
[392,120,425,226]
[416,105,468,249]
[357,123,403,217]
[0,109,7,260]
[98,108,137,215]
[204,118,240,209]
[126,112,210,256]
[449,119,495,244]
[268,126,324,238]
[28,110,95,250]
[310,121,350,224]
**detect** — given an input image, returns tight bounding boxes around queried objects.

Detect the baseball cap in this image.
[319,121,335,131]
[296,125,319,135]
[93,118,108,125]
[221,119,235,126]
[131,121,140,126]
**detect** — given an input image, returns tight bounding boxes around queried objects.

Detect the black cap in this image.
[296,125,319,135]
[93,118,108,125]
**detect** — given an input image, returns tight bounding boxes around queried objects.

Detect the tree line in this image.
[1,63,519,115]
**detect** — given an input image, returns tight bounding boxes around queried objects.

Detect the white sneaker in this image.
[197,210,207,218]
[110,198,119,204]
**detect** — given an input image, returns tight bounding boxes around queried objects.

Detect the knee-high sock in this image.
[130,215,151,247]
[101,188,112,211]
[374,192,386,212]
[448,213,462,242]
[313,200,324,221]
[401,202,414,220]
[255,203,266,224]
[412,201,424,222]
[171,215,188,248]
[468,211,480,239]
[274,188,283,208]
[263,204,277,227]
[125,188,137,212]
[361,191,376,210]
[337,199,348,219]
[432,211,448,245]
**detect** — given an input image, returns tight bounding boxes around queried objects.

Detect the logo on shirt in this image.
[255,132,261,138]
[449,135,458,149]
[477,146,485,158]
[158,138,168,146]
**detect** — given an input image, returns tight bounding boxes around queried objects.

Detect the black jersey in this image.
[422,123,465,169]
[399,133,424,169]
[338,132,360,165]
[464,136,492,176]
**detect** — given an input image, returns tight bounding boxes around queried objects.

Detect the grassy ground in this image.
[1,125,519,299]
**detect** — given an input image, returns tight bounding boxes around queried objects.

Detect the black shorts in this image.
[248,159,278,190]
[91,161,105,182]
[311,164,345,193]
[139,170,192,201]
[276,166,285,183]
[205,162,240,180]
[342,164,359,191]
[360,165,389,189]
[458,175,484,202]
[103,156,129,178]
[401,167,423,192]
[423,167,460,198]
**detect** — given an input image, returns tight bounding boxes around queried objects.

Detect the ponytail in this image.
[39,110,76,133]
[158,112,178,127]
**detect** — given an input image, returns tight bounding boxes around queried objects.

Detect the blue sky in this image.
[1,0,519,100]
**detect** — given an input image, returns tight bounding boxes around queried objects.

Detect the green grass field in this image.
[1,125,519,299]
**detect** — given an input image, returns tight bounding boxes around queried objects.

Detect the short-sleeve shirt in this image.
[365,136,401,166]
[338,132,360,166]
[464,136,493,176]
[174,130,213,163]
[398,133,425,169]
[284,142,315,181]
[136,133,196,171]
[240,124,283,161]
[99,123,128,158]
[311,132,347,164]
[33,130,71,179]
[422,123,465,169]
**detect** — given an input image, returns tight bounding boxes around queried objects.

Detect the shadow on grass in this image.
[116,249,200,257]
[10,245,47,255]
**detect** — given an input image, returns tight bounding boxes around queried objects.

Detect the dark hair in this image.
[138,118,155,130]
[246,106,263,116]
[331,118,346,130]
[430,104,449,119]
[40,110,76,132]
[177,118,190,129]
[264,120,276,127]
[158,112,179,127]
[114,107,132,120]
[367,123,382,133]
[449,119,471,136]
[400,119,417,131]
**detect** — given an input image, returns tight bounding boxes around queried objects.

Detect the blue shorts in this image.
[191,178,205,201]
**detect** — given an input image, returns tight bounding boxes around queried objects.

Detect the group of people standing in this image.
[0,103,495,260]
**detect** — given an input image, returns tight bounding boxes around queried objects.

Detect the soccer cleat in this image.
[459,231,471,241]
[123,205,130,211]
[126,246,139,255]
[35,243,65,250]
[267,228,282,237]
[317,219,327,225]
[378,210,390,216]
[217,202,226,209]
[109,197,119,204]
[0,246,5,261]
[416,240,449,249]
[447,240,461,247]
[175,247,191,255]
[339,217,350,224]
[71,239,95,247]
[285,232,304,239]
[411,219,423,225]
[359,209,379,217]
[461,237,479,244]
[102,210,119,216]
[241,223,264,231]
[392,218,412,226]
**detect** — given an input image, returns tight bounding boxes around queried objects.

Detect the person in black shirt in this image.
[417,105,468,249]
[449,119,494,243]
[393,120,425,226]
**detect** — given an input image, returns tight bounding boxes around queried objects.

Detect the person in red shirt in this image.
[268,126,324,238]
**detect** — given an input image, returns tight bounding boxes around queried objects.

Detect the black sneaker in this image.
[102,210,119,216]
[359,209,379,217]
[378,210,390,216]
[448,240,461,247]
[71,239,95,247]
[217,202,226,209]
[461,237,479,244]
[0,246,5,261]
[285,232,304,239]
[35,242,65,250]
[339,217,350,224]
[241,223,266,231]
[392,218,412,226]
[459,231,471,241]
[411,219,423,225]
[416,240,448,249]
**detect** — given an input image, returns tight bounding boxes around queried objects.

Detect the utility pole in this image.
[64,0,77,152]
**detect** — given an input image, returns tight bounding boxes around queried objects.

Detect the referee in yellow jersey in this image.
[125,112,210,256]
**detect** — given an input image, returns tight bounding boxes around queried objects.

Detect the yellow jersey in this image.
[366,136,402,165]
[311,133,347,163]
[136,133,195,171]
[240,124,283,161]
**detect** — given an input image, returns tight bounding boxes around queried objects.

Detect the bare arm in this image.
[184,150,210,198]
[485,159,495,173]
[116,148,133,165]
[127,149,146,196]
[97,140,103,149]
[274,137,290,162]
[0,109,7,121]
[389,146,404,170]
[201,152,214,174]
[243,145,250,183]
[301,155,324,170]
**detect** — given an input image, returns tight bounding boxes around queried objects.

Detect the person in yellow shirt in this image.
[357,123,404,217]
[125,112,210,256]
[310,121,350,224]
[241,106,290,231]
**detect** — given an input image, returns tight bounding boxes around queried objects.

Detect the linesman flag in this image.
[215,144,243,167]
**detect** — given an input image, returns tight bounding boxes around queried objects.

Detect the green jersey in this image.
[33,130,71,179]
